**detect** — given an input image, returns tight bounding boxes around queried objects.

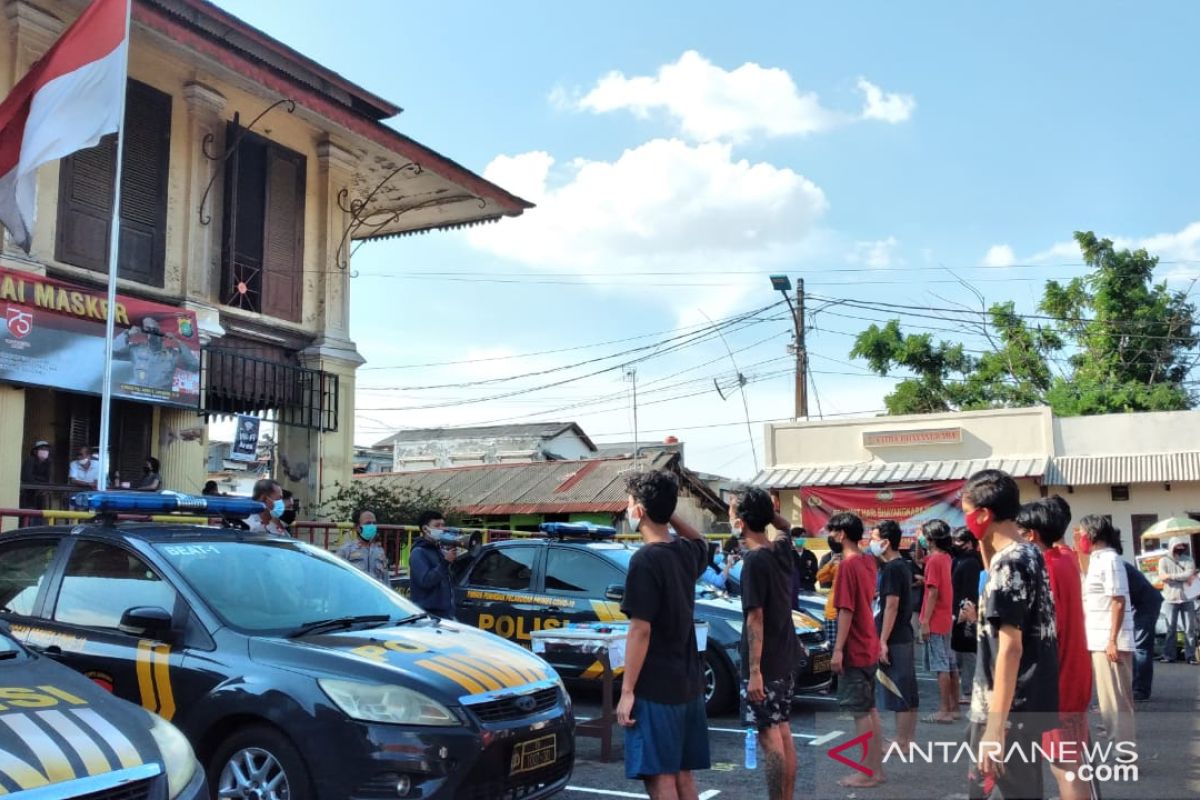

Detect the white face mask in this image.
[868,541,886,557]
[627,506,642,532]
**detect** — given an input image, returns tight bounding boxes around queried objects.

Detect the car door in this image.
[541,546,629,677]
[0,536,65,630]
[31,538,188,723]
[455,545,549,646]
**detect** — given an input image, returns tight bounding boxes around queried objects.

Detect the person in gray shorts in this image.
[870,521,919,750]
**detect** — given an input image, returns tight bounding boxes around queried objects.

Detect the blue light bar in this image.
[539,522,617,539]
[70,491,265,517]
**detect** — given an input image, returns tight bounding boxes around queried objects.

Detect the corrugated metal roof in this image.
[752,457,1048,489]
[1045,452,1200,486]
[355,451,727,515]
[373,422,596,450]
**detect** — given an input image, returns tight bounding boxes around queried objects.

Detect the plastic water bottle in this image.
[744,728,757,769]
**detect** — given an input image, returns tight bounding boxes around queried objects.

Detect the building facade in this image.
[0,0,526,517]
[375,422,598,472]
[755,406,1200,558]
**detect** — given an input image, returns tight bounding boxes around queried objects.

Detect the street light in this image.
[768,274,806,420]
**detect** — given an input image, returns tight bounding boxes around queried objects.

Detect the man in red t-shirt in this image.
[829,512,883,788]
[1017,496,1093,800]
[919,520,960,723]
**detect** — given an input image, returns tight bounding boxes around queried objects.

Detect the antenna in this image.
[698,310,759,474]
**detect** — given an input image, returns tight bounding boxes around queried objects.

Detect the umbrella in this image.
[1140,516,1200,541]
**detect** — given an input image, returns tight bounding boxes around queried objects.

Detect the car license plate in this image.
[510,734,557,776]
[812,653,832,674]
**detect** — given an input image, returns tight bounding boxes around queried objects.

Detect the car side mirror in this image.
[119,606,174,641]
[604,584,625,602]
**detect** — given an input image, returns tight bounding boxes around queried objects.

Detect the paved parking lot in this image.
[562,662,1200,799]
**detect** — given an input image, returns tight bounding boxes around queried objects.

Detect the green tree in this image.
[849,231,1196,416]
[314,480,456,525]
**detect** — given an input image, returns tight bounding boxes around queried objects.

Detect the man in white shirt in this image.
[68,446,99,489]
[1158,536,1198,663]
[1079,515,1136,748]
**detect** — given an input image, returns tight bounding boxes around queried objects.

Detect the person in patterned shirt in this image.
[962,469,1059,800]
[336,509,390,585]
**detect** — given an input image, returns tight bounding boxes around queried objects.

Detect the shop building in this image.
[754,406,1200,558]
[0,0,527,517]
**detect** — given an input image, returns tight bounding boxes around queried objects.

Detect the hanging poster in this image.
[0,266,201,407]
[230,415,261,462]
[800,480,965,547]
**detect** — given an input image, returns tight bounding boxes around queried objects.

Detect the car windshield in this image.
[155,539,422,635]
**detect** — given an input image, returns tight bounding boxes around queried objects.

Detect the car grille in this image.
[459,753,572,800]
[469,687,559,723]
[71,778,153,800]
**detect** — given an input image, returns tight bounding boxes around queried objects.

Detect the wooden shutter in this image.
[261,146,305,321]
[56,80,171,286]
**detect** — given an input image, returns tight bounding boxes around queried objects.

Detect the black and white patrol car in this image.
[0,492,574,800]
[0,620,206,799]
[453,523,832,715]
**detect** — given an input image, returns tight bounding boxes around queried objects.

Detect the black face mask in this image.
[280,510,297,526]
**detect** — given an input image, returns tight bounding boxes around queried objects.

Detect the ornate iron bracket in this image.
[197,98,297,226]
[334,161,485,271]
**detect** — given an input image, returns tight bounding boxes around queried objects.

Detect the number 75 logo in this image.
[5,306,32,339]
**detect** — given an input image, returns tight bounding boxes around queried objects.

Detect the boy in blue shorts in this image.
[617,470,711,799]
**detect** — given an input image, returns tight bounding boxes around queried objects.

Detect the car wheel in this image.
[210,724,313,800]
[703,647,737,716]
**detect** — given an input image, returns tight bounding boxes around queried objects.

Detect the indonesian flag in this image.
[0,0,128,252]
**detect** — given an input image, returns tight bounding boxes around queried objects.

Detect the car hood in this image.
[250,618,560,703]
[0,652,166,787]
[694,594,825,637]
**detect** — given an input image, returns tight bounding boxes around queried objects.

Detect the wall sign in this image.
[863,427,963,448]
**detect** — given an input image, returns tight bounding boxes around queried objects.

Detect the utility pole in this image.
[624,366,640,467]
[795,278,808,420]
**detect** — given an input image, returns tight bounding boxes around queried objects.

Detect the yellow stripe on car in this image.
[135,641,157,714]
[0,713,74,782]
[70,709,142,770]
[150,644,175,721]
[415,659,487,695]
[36,710,110,776]
[438,657,503,692]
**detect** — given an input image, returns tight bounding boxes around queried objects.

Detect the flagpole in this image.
[96,0,132,493]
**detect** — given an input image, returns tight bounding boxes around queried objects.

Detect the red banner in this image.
[800,481,965,546]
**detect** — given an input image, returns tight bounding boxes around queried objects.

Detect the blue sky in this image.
[216,1,1200,479]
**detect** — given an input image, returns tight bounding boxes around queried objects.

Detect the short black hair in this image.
[417,509,445,528]
[952,527,975,548]
[282,489,294,500]
[202,480,218,495]
[827,511,865,543]
[963,469,1021,522]
[352,508,374,526]
[923,519,953,552]
[1079,514,1122,552]
[1017,496,1071,546]
[252,478,279,501]
[875,519,902,551]
[723,534,740,554]
[790,526,807,537]
[146,456,160,473]
[625,470,679,525]
[737,487,775,533]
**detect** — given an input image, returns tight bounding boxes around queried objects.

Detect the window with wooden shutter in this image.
[56,80,172,286]
[222,128,305,322]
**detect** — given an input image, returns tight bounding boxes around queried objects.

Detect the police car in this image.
[453,523,832,715]
[0,621,205,798]
[0,493,573,800]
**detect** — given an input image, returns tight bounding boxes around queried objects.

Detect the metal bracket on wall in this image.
[197,98,297,226]
[334,161,485,272]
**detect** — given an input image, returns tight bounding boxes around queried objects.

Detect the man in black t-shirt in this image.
[618,470,711,796]
[734,488,799,800]
[869,520,918,750]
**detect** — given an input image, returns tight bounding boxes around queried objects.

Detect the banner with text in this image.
[0,266,201,407]
[800,480,965,546]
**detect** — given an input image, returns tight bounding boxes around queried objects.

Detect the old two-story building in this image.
[0,0,527,514]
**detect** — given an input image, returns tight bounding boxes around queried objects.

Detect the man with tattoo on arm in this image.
[617,470,712,800]
[732,488,799,800]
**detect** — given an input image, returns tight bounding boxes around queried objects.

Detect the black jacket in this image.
[408,537,455,618]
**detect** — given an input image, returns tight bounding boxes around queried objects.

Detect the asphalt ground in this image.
[561,658,1200,800]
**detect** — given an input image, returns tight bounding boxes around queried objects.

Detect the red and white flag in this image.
[0,0,128,252]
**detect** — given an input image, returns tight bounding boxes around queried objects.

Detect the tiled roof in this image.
[373,422,595,450]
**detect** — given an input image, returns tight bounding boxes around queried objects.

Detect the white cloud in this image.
[571,51,913,143]
[849,236,901,269]
[857,78,916,124]
[981,244,1016,268]
[468,138,827,273]
[1027,221,1200,285]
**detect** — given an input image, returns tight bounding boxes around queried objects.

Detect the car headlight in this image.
[319,679,459,726]
[147,713,197,799]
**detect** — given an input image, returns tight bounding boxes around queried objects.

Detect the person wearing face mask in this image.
[246,478,289,536]
[19,440,53,511]
[134,457,162,492]
[961,469,1059,800]
[869,520,918,752]
[1158,535,1198,664]
[950,527,983,706]
[336,509,389,584]
[919,519,959,724]
[279,489,298,528]
[789,526,819,598]
[1079,514,1136,750]
[408,509,456,619]
[67,446,99,489]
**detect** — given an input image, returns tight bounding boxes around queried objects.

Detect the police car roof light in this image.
[538,522,617,540]
[70,491,265,517]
